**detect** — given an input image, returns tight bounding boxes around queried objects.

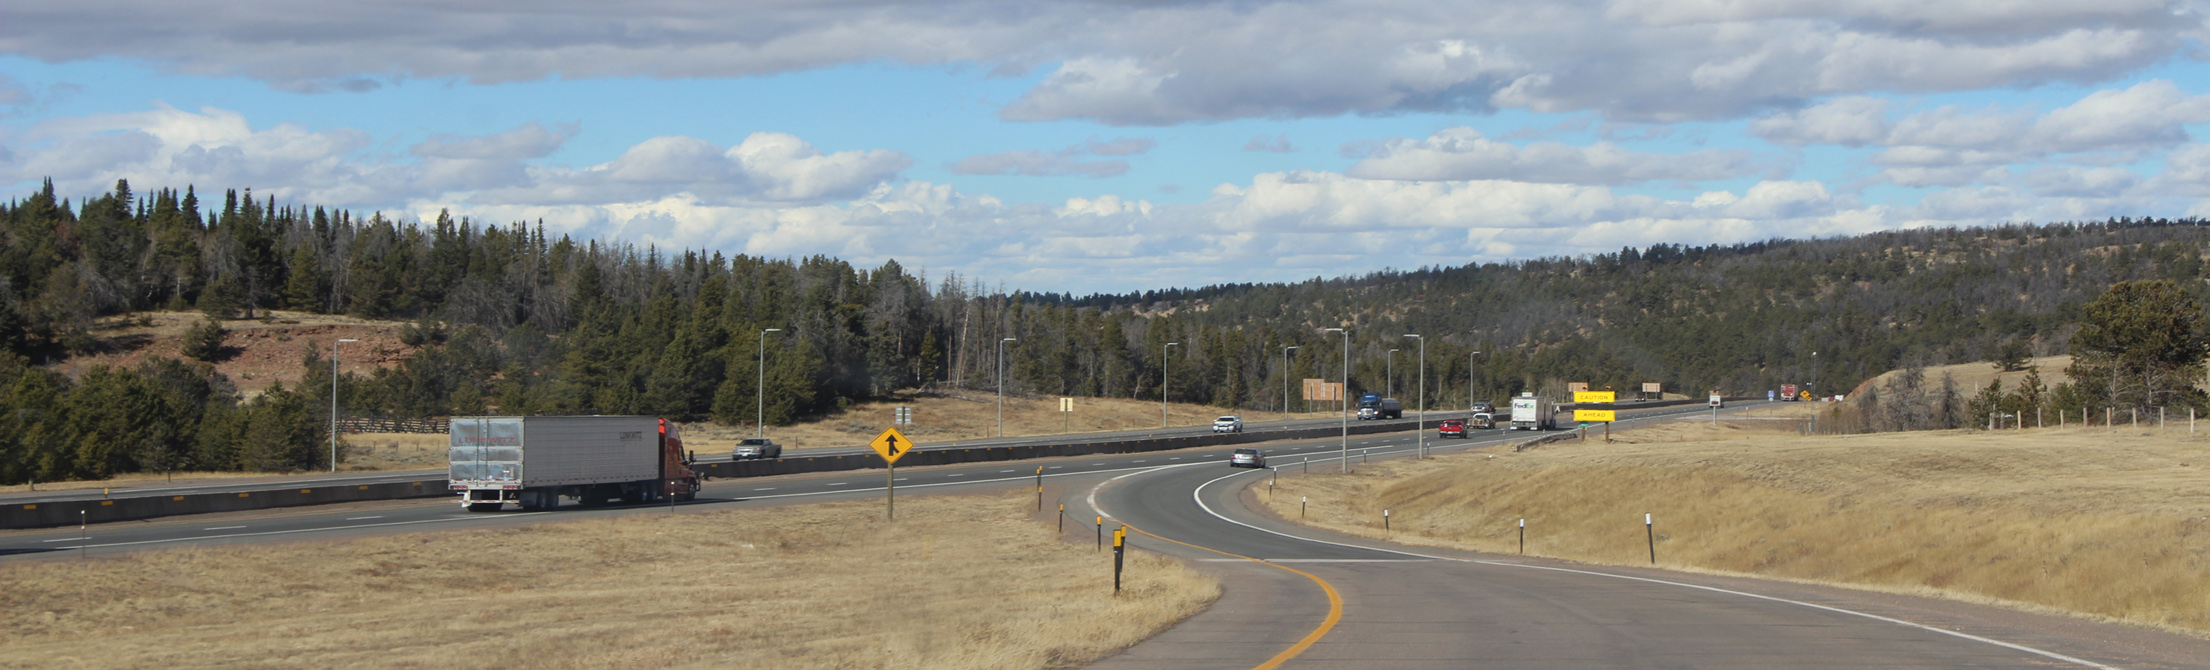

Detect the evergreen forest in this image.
[3,178,2205,482]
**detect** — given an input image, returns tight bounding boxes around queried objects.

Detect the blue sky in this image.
[2,1,2207,293]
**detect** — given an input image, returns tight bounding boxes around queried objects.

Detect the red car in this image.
[1437,419,1467,439]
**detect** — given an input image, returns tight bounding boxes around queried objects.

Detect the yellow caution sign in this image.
[1574,409,1617,423]
[1573,391,1616,404]
[869,427,914,464]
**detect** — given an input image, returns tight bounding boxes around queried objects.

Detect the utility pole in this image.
[758,329,782,438]
[1406,334,1424,458]
[1326,328,1348,473]
[330,338,357,473]
[1162,342,1179,428]
[998,337,1017,437]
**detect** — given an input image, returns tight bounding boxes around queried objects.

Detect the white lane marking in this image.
[344,516,383,521]
[894,478,909,481]
[947,474,963,477]
[1001,470,1015,473]
[204,526,246,530]
[42,537,82,542]
[1169,457,1181,460]
[1177,456,2121,670]
[34,513,552,551]
[753,487,776,491]
[1049,466,1063,469]
[826,482,849,487]
[1134,460,1147,463]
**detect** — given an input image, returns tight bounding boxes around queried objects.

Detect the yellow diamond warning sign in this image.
[869,427,914,464]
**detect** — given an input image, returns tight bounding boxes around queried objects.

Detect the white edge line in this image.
[1176,440,2124,670]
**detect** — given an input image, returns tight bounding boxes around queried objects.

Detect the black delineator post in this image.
[1112,527,1127,594]
[1036,466,1045,511]
[1645,513,1656,565]
[1518,518,1525,555]
[1057,504,1064,533]
[1384,509,1390,531]
[1096,516,1103,551]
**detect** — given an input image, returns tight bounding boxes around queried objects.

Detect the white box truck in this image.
[448,416,701,512]
[1509,392,1557,431]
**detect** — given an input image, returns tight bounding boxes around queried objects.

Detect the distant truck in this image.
[1780,384,1799,401]
[448,416,701,512]
[1508,392,1558,431]
[1357,397,1404,420]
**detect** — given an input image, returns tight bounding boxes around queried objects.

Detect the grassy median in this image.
[0,493,1217,669]
[1265,419,2210,634]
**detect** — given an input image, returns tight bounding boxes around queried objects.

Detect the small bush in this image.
[181,318,225,362]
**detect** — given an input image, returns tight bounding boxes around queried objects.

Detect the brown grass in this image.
[1848,355,2074,397]
[61,310,417,398]
[1263,419,2210,633]
[0,492,1217,669]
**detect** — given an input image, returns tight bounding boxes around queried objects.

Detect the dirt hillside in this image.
[54,310,416,398]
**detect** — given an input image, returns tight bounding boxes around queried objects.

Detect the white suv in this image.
[1212,416,1244,433]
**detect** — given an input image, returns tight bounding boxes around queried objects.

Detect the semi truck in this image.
[1357,397,1404,420]
[1780,384,1799,401]
[1508,392,1558,430]
[448,416,701,512]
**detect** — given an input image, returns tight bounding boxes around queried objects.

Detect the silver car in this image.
[731,437,782,460]
[1212,416,1244,433]
[1229,448,1266,468]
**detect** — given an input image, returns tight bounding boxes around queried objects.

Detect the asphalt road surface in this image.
[1078,419,2210,669]
[0,408,1439,507]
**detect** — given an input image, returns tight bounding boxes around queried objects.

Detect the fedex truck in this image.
[1509,392,1558,431]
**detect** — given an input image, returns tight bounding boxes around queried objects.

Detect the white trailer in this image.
[448,416,700,512]
[1509,392,1557,431]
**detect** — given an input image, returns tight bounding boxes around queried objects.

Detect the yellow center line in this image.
[1123,524,1343,670]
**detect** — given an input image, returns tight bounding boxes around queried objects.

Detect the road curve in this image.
[1081,432,2210,669]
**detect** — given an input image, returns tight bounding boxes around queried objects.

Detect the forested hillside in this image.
[2,178,2204,482]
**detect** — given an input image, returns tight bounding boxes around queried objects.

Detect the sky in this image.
[2,1,2207,294]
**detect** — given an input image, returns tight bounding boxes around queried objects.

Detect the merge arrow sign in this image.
[869,427,913,464]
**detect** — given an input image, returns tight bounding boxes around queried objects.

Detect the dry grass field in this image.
[1263,417,2210,634]
[0,492,1218,669]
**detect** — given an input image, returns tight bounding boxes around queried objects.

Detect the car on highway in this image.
[1470,401,1495,414]
[1213,416,1244,433]
[1437,419,1467,438]
[1229,448,1266,468]
[1469,412,1495,429]
[731,438,783,460]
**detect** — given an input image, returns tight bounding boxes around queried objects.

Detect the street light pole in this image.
[1810,350,1819,401]
[1282,346,1298,421]
[1387,348,1398,400]
[1469,350,1482,410]
[758,329,782,438]
[1325,328,1348,473]
[998,337,1017,437]
[330,338,357,474]
[1406,334,1423,458]
[1162,342,1180,428]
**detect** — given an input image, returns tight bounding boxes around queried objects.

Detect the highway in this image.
[9,400,2205,668]
[0,409,1420,507]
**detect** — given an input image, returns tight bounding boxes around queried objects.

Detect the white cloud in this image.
[1244,134,1296,153]
[1344,127,1760,185]
[948,138,1153,178]
[4,1,2194,124]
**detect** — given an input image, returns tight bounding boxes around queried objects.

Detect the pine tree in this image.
[181,318,226,362]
